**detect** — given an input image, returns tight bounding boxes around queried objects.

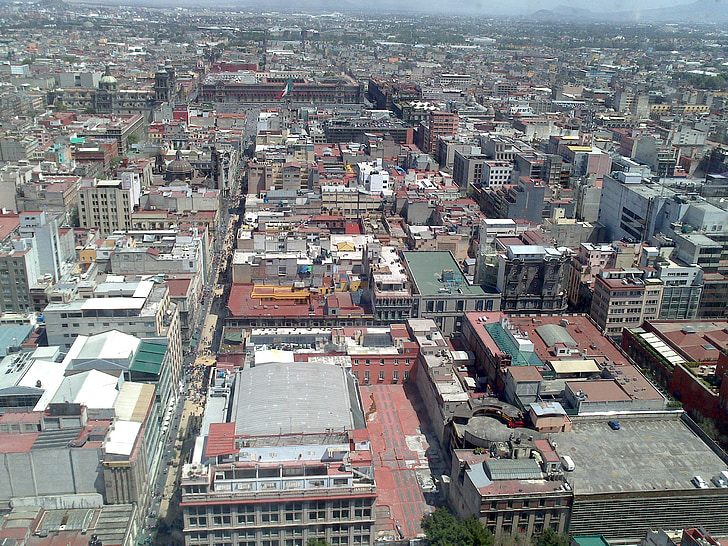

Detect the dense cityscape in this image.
[1,2,728,546]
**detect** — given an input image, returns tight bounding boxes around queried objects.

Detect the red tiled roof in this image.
[345,222,361,234]
[0,432,39,453]
[205,422,237,457]
[166,278,192,297]
[0,214,20,242]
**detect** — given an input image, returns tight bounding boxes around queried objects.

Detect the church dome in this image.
[166,150,194,180]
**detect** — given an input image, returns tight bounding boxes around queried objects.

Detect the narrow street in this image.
[150,166,248,546]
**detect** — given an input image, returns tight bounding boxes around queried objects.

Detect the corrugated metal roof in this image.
[114,382,155,422]
[536,324,577,348]
[485,322,543,367]
[484,458,543,481]
[130,340,166,375]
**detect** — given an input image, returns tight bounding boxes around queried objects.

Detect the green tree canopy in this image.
[536,528,570,546]
[421,508,494,546]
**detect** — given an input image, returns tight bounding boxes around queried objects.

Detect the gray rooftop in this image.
[535,324,577,348]
[402,250,487,296]
[32,428,82,450]
[0,324,33,356]
[485,458,543,480]
[231,361,363,436]
[555,417,728,495]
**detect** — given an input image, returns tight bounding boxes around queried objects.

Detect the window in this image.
[308,501,326,521]
[392,371,399,383]
[378,370,385,382]
[363,371,370,383]
[404,371,410,381]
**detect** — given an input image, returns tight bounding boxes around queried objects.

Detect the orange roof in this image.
[205,422,237,457]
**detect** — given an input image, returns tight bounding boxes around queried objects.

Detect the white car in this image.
[692,475,709,489]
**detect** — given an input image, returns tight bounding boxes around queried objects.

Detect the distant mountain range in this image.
[527,0,728,23]
[41,0,728,21]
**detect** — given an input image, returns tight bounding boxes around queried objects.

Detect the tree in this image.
[536,528,570,546]
[306,540,330,546]
[421,508,494,546]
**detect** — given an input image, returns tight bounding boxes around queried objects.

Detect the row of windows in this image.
[353,369,409,383]
[192,537,370,546]
[352,358,410,366]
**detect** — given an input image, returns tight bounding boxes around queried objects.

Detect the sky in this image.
[371,0,696,15]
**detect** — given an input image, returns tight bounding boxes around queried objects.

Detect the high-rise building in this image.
[78,177,141,235]
[590,268,663,340]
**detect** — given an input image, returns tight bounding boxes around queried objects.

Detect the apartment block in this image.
[590,268,663,340]
[78,177,141,235]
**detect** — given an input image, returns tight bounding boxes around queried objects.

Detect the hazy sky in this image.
[397,0,696,14]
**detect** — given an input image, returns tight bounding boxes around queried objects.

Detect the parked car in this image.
[692,475,709,489]
[607,420,620,430]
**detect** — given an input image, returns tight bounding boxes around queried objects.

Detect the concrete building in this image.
[0,237,40,313]
[408,318,470,444]
[556,416,728,541]
[42,280,182,385]
[402,251,500,336]
[590,268,663,341]
[424,111,459,154]
[78,177,141,235]
[632,136,678,177]
[653,259,703,320]
[496,245,569,314]
[366,245,412,323]
[447,445,573,538]
[0,403,109,508]
[565,243,617,311]
[481,177,547,224]
[0,504,137,546]
[18,211,72,283]
[598,171,680,243]
[453,150,488,190]
[180,361,376,546]
[482,160,514,189]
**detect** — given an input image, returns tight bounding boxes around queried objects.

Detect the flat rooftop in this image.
[230,361,364,436]
[555,417,728,495]
[402,251,487,297]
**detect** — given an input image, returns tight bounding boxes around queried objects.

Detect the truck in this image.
[561,455,575,472]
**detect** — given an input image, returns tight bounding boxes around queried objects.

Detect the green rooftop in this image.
[402,251,487,297]
[484,322,542,367]
[130,340,167,376]
[572,536,611,546]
